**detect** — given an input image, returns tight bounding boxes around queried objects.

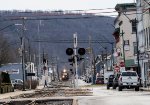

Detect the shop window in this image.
[131,19,137,33]
[124,40,129,45]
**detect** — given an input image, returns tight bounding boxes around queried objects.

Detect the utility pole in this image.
[105,47,108,71]
[38,23,40,78]
[135,18,140,79]
[22,18,25,91]
[93,54,96,84]
[56,57,60,81]
[38,20,42,78]
[101,51,104,76]
[89,35,94,84]
[120,30,126,65]
[111,43,114,71]
[27,38,32,89]
[72,61,76,88]
[73,33,78,88]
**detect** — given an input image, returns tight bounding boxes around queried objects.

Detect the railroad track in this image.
[0,81,92,105]
[12,88,92,99]
[0,97,77,105]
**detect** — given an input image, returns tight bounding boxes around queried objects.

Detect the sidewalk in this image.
[140,86,150,91]
[0,85,44,99]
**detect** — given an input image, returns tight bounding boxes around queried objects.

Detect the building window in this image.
[144,29,146,47]
[149,27,150,47]
[133,42,137,55]
[124,40,129,45]
[131,19,137,33]
[124,40,130,51]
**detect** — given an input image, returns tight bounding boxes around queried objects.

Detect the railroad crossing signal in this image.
[66,48,86,56]
[66,48,74,55]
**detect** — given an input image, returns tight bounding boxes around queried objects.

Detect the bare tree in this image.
[0,34,15,66]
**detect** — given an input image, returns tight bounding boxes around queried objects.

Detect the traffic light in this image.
[70,63,73,66]
[68,57,75,63]
[66,47,85,64]
[77,56,84,61]
[79,57,84,61]
[43,58,47,63]
[66,48,73,55]
[70,69,72,72]
[78,48,85,55]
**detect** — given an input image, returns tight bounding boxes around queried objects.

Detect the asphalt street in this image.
[77,85,150,105]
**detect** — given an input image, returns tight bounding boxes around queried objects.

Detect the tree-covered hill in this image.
[0,10,115,69]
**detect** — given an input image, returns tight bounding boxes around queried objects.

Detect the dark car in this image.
[86,77,92,83]
[95,76,104,84]
[112,73,121,89]
[107,74,115,89]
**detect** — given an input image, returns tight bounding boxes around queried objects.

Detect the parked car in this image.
[95,76,104,84]
[86,76,92,83]
[112,73,121,89]
[107,74,115,89]
[11,79,23,90]
[118,71,140,91]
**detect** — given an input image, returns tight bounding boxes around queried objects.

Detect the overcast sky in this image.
[0,0,135,10]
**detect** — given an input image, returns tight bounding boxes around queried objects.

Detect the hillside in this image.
[0,10,115,69]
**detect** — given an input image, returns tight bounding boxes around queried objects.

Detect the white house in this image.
[113,3,138,73]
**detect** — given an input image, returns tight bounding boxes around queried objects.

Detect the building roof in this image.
[0,63,23,80]
[115,3,136,11]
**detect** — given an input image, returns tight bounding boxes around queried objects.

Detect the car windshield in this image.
[109,75,114,78]
[122,72,137,76]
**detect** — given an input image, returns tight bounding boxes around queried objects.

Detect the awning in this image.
[125,59,138,67]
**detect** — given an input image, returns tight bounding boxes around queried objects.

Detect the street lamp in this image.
[14,23,26,91]
[9,23,26,91]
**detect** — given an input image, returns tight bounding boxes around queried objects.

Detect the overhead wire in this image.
[0,6,147,21]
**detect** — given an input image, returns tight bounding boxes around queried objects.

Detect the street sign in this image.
[26,73,35,76]
[119,61,125,67]
[49,68,53,73]
[114,66,120,72]
[139,53,149,60]
[73,33,77,47]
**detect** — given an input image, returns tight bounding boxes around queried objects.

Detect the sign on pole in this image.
[73,33,77,48]
[139,53,149,60]
[114,66,120,72]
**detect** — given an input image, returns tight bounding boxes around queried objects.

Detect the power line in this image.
[0,6,149,21]
[32,39,114,44]
[0,15,116,22]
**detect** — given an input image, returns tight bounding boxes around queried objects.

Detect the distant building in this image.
[103,55,114,83]
[0,63,23,80]
[136,0,150,86]
[0,63,36,80]
[113,3,138,73]
[95,54,114,83]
